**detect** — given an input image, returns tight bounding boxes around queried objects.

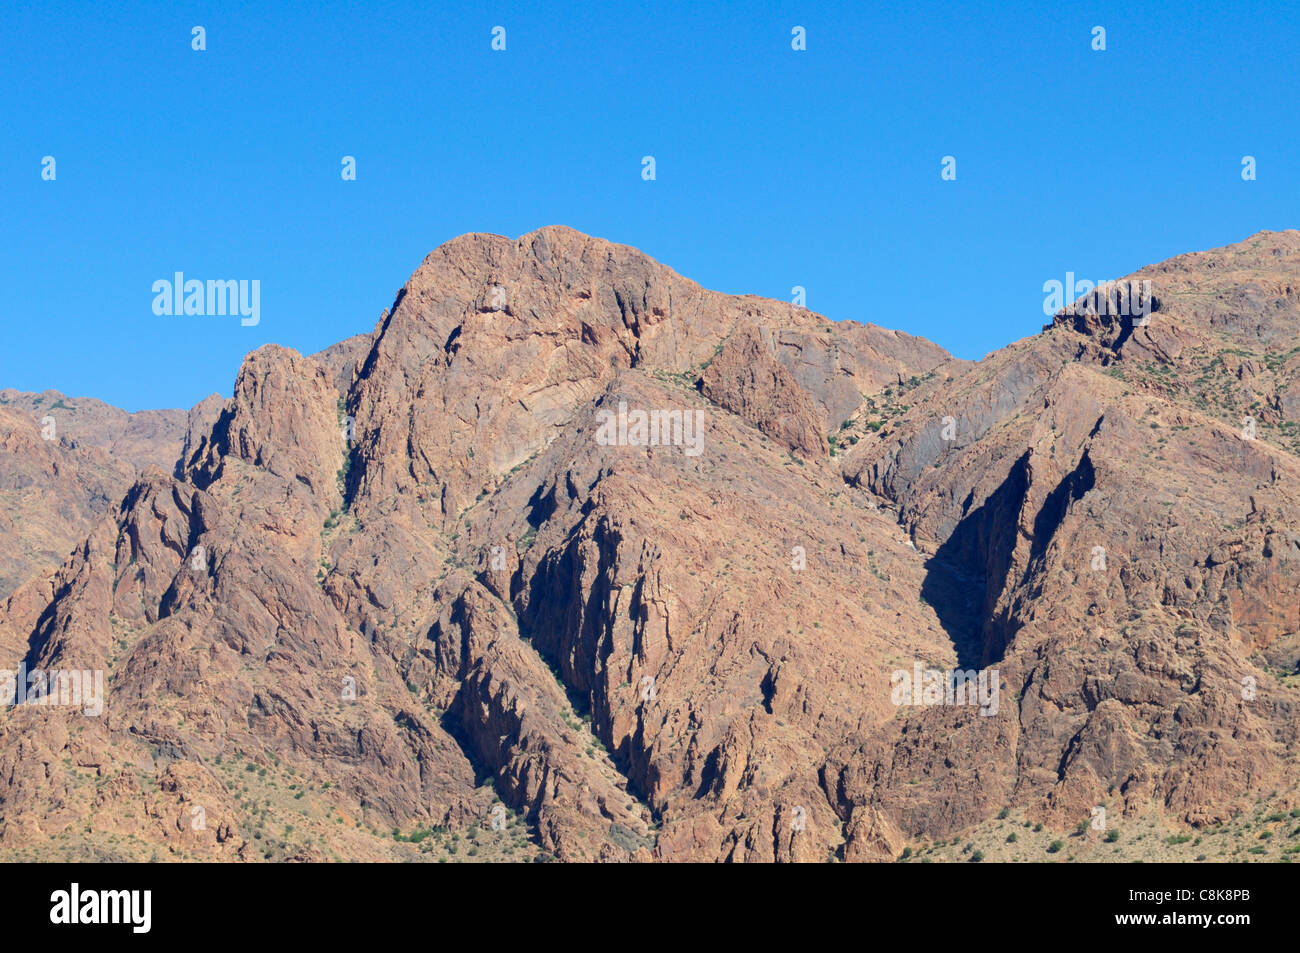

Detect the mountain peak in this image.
[2,229,1298,863]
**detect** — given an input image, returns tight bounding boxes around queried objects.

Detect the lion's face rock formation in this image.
[0,226,1296,861]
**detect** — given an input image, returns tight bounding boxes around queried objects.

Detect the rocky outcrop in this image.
[699,324,829,457]
[834,229,1300,840]
[0,226,1297,862]
[0,390,192,601]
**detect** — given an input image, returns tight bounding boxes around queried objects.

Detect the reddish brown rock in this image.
[1,226,1298,863]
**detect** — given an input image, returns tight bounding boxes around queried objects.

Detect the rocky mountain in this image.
[0,225,1296,862]
[0,391,208,601]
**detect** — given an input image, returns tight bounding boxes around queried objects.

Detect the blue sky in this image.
[3,0,1298,411]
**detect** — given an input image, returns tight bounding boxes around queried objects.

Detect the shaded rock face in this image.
[0,225,1298,862]
[838,229,1300,836]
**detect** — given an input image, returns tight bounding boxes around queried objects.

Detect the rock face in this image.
[0,390,189,472]
[0,391,194,600]
[836,229,1300,836]
[0,225,1297,862]
[698,324,829,457]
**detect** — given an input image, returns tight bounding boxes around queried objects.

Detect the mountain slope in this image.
[0,390,203,600]
[837,229,1300,836]
[0,226,1296,862]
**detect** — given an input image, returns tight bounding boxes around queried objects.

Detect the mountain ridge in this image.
[0,225,1296,862]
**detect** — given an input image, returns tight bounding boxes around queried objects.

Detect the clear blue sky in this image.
[3,0,1298,411]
